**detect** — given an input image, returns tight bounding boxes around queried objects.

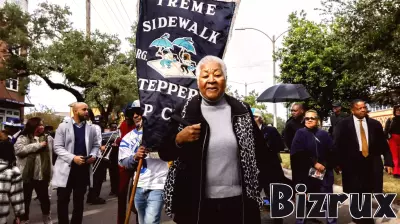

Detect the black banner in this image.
[135,0,240,148]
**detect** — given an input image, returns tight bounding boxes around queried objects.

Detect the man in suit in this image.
[52,102,100,224]
[333,99,394,224]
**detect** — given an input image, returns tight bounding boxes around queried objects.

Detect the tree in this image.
[321,0,400,105]
[276,11,370,120]
[25,105,63,129]
[226,87,286,132]
[0,3,137,123]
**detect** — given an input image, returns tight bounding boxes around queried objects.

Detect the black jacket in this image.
[282,116,304,150]
[260,124,285,153]
[158,95,284,224]
[328,112,349,136]
[333,116,394,193]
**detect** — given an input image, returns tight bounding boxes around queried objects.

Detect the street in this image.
[8,177,399,224]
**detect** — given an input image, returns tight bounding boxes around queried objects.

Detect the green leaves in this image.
[0,2,138,124]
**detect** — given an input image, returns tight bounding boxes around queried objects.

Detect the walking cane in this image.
[125,158,143,224]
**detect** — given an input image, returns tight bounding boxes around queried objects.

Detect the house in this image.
[367,104,393,128]
[0,0,32,128]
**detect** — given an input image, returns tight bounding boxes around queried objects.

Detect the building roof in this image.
[0,98,34,107]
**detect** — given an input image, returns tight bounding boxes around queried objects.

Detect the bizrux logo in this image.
[270,184,397,219]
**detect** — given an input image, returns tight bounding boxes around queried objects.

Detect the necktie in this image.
[359,119,368,157]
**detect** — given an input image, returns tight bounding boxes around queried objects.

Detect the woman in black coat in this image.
[157,56,284,224]
[291,110,336,224]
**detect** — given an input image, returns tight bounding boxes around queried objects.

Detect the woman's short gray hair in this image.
[195,55,227,79]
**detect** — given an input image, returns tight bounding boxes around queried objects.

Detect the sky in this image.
[25,0,323,118]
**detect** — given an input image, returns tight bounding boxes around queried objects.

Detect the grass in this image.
[279,153,400,204]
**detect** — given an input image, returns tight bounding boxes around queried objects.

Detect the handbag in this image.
[308,133,326,180]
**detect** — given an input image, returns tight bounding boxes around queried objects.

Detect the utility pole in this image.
[235,28,289,128]
[86,0,91,39]
[272,35,277,128]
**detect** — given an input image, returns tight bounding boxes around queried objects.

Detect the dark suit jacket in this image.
[333,116,393,193]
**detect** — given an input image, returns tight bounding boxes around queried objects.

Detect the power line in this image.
[91,1,112,33]
[113,0,130,27]
[119,0,133,25]
[102,0,127,35]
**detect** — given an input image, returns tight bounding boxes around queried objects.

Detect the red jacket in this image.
[116,120,135,146]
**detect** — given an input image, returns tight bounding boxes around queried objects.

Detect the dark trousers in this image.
[88,158,107,200]
[199,195,243,224]
[351,155,375,224]
[22,180,50,221]
[57,164,89,224]
[109,146,119,194]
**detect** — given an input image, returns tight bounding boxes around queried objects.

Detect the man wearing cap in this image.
[328,102,348,137]
[116,102,136,224]
[2,118,24,144]
[118,100,169,224]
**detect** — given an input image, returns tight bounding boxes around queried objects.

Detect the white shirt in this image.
[118,128,168,190]
[353,116,369,151]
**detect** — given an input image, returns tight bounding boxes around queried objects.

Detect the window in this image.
[5,78,18,91]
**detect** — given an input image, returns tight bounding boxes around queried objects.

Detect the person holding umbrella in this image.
[283,103,305,152]
[118,100,169,224]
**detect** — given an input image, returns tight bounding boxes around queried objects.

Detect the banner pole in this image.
[124,158,143,224]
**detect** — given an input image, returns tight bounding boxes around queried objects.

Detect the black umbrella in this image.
[257,84,311,102]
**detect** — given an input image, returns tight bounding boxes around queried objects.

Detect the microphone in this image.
[165,110,192,126]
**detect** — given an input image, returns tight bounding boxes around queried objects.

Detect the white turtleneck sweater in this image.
[201,96,242,199]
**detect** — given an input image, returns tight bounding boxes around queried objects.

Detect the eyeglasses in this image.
[305,117,317,121]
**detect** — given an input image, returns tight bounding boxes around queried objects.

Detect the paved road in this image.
[8,179,399,224]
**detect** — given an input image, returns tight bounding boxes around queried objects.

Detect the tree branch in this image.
[41,76,85,102]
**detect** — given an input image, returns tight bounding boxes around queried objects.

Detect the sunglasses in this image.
[305,117,317,121]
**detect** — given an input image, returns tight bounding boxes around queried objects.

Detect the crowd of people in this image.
[0,55,398,224]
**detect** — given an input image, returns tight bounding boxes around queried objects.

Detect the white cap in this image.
[131,100,140,108]
[251,108,262,117]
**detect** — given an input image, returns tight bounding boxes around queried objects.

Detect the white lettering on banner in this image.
[167,83,179,95]
[157,0,216,16]
[156,80,169,92]
[180,0,190,9]
[148,80,157,91]
[162,107,173,120]
[136,49,148,61]
[138,78,148,90]
[143,16,221,44]
[158,17,168,28]
[177,86,188,99]
[138,78,198,100]
[167,0,178,7]
[144,104,154,117]
[168,16,178,27]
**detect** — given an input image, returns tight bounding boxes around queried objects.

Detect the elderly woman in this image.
[158,55,284,224]
[291,110,336,224]
[384,105,400,178]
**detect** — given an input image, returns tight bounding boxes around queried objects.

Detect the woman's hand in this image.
[175,124,201,145]
[314,162,326,172]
